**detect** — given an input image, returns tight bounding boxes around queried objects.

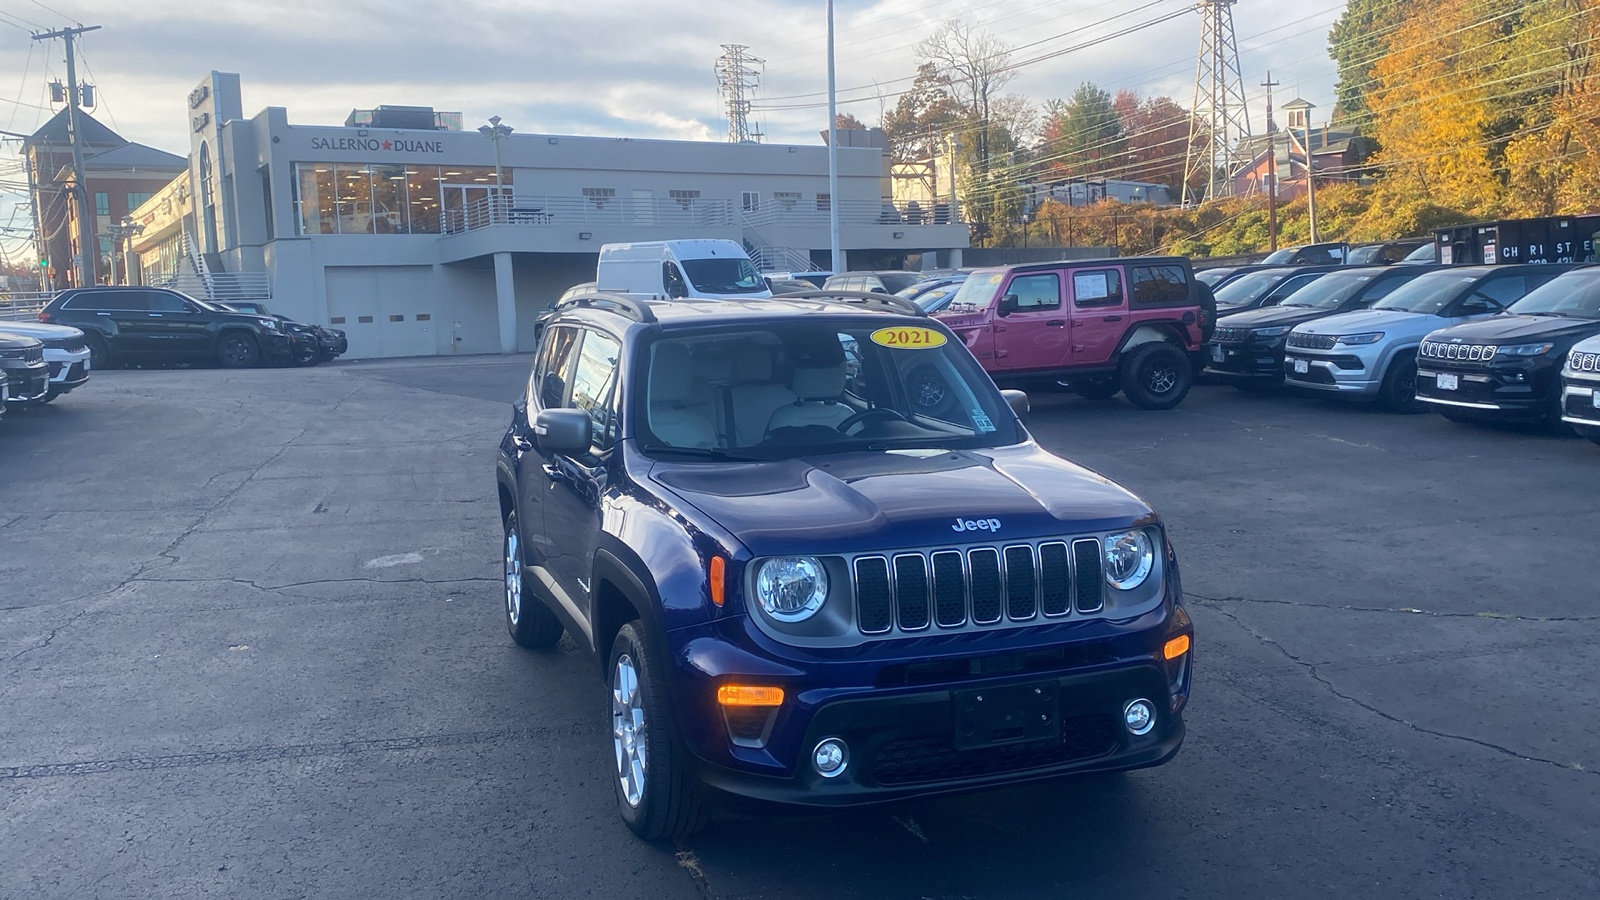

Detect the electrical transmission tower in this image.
[1183,0,1252,205]
[714,44,765,144]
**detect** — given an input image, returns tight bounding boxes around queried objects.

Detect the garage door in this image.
[325,266,436,359]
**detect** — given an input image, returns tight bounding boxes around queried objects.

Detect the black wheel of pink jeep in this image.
[1120,342,1192,410]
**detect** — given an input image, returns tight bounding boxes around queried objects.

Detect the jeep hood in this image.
[1295,309,1436,337]
[1425,314,1600,344]
[0,321,85,341]
[647,444,1155,557]
[1217,304,1357,329]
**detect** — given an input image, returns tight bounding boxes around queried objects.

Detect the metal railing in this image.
[741,199,960,229]
[149,272,272,303]
[750,246,819,273]
[443,195,737,234]
[0,293,53,321]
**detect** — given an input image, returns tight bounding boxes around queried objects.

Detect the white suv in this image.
[1561,333,1600,445]
[0,321,92,403]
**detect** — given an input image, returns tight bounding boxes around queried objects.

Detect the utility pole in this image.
[33,24,101,287]
[1304,117,1319,244]
[1261,72,1280,252]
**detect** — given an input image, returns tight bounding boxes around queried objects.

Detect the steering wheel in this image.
[837,407,907,433]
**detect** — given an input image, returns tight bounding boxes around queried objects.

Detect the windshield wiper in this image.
[640,444,768,461]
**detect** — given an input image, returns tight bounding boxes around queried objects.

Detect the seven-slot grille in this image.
[853,539,1104,637]
[1211,326,1250,343]
[1419,340,1497,362]
[1570,349,1600,373]
[1286,332,1337,350]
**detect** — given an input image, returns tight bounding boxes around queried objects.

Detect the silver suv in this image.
[1283,265,1569,411]
[1561,333,1600,445]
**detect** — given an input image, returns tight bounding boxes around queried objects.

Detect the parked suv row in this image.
[38,287,341,369]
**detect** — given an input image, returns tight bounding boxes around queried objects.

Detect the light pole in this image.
[478,115,513,221]
[1303,119,1319,244]
[103,215,144,285]
[826,0,842,273]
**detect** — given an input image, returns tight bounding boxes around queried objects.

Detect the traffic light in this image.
[37,258,48,268]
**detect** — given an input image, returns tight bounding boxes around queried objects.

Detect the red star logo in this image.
[382,140,392,150]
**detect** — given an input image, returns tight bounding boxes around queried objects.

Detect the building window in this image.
[742,191,760,212]
[94,192,110,216]
[816,193,830,211]
[127,192,154,212]
[774,191,801,210]
[669,189,700,210]
[583,187,616,209]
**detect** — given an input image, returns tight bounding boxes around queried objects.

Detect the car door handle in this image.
[97,311,111,316]
[542,463,568,483]
[147,313,164,318]
[1102,315,1122,322]
[1046,319,1066,327]
[512,435,533,453]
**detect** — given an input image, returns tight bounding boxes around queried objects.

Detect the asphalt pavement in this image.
[2,357,1597,899]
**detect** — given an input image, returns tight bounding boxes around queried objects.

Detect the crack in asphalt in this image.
[1194,598,1596,778]
[1186,592,1600,623]
[2,604,97,663]
[0,722,602,780]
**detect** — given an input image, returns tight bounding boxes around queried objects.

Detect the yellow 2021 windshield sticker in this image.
[869,326,948,349]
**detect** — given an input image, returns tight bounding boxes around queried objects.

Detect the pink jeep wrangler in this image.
[935,257,1211,409]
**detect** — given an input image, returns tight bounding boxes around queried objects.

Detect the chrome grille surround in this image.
[848,536,1115,639]
[1286,332,1337,350]
[1568,349,1600,373]
[1212,327,1250,344]
[1420,340,1498,362]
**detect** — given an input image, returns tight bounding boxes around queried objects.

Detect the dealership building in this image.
[127,73,969,359]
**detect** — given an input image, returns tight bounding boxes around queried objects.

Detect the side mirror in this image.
[871,286,889,294]
[667,280,688,299]
[997,295,1019,316]
[533,408,593,455]
[1000,389,1029,425]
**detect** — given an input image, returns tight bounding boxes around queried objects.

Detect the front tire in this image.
[1378,355,1424,413]
[1575,424,1600,446]
[1069,377,1121,400]
[503,511,563,649]
[217,333,261,368]
[85,332,114,370]
[610,621,709,841]
[1120,342,1192,410]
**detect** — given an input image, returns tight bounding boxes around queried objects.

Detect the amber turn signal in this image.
[1163,634,1191,660]
[709,556,726,606]
[717,685,784,707]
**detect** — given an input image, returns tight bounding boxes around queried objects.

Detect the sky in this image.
[0,0,1346,262]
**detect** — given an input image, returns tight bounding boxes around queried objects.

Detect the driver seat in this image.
[765,363,854,433]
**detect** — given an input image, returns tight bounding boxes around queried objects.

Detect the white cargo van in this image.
[595,239,772,300]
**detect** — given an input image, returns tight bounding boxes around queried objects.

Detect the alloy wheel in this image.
[612,653,648,808]
[1146,362,1178,394]
[222,337,252,364]
[504,528,522,626]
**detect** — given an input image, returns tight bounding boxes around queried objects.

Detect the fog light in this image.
[1124,699,1156,736]
[812,737,849,778]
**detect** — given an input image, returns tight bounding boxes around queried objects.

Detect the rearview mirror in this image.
[533,408,593,454]
[1000,389,1029,425]
[997,294,1019,316]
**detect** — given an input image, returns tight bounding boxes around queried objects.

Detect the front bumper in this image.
[0,361,50,403]
[1416,360,1557,418]
[44,347,91,396]
[260,332,295,364]
[1282,347,1379,394]
[1561,375,1600,427]
[1204,339,1285,380]
[670,600,1192,808]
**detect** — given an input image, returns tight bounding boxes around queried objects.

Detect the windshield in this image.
[1261,248,1297,265]
[635,320,1019,460]
[1279,271,1377,309]
[1372,270,1488,314]
[911,284,962,312]
[681,257,767,295]
[1195,269,1233,286]
[942,271,1006,314]
[1346,247,1381,265]
[1213,270,1292,307]
[1506,270,1600,320]
[878,272,923,294]
[1402,243,1437,262]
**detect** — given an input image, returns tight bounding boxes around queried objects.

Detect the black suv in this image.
[1206,265,1436,386]
[39,287,293,368]
[0,331,49,407]
[220,301,348,366]
[1416,267,1600,426]
[496,290,1193,839]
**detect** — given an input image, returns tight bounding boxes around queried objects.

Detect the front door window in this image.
[992,272,1068,371]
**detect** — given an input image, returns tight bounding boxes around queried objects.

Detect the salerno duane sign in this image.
[309,136,446,154]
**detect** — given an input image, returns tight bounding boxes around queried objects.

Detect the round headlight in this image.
[755,557,829,622]
[1104,530,1154,591]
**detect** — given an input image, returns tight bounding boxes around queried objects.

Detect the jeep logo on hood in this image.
[952,517,1002,533]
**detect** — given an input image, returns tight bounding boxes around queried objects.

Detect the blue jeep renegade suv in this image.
[495,290,1193,839]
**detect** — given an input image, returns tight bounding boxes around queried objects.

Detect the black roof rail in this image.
[778,289,927,317]
[552,290,658,324]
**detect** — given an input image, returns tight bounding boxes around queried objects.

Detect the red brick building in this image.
[24,108,186,288]
[1231,99,1369,202]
